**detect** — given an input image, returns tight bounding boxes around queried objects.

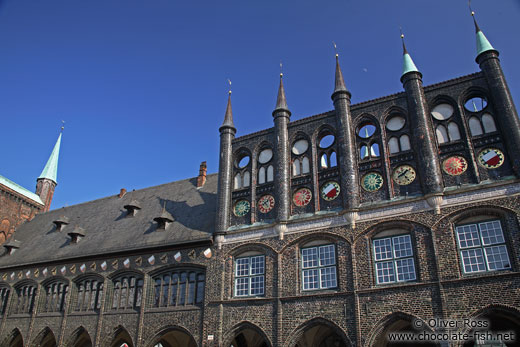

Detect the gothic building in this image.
[0,13,519,347]
[0,133,62,245]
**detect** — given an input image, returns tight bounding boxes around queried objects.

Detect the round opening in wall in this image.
[386,116,406,131]
[292,139,309,155]
[319,134,335,148]
[258,149,273,164]
[431,104,454,120]
[358,123,376,138]
[237,155,250,168]
[464,97,487,112]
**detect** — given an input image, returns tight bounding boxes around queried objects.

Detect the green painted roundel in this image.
[362,172,384,192]
[233,200,250,217]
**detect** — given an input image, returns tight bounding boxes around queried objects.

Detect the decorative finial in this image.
[279,61,283,77]
[227,79,232,95]
[399,27,408,54]
[468,0,481,32]
[60,120,65,132]
[333,41,338,57]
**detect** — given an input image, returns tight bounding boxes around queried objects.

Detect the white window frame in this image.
[372,234,417,285]
[234,255,265,297]
[455,220,511,274]
[301,244,337,291]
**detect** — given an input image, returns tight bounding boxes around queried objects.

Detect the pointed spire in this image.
[38,130,62,184]
[274,72,289,113]
[400,31,419,77]
[333,53,349,95]
[220,80,235,131]
[470,8,495,56]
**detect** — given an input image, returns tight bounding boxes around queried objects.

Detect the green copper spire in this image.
[38,132,62,184]
[401,33,419,77]
[472,11,495,56]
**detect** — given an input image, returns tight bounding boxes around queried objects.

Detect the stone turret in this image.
[36,131,62,212]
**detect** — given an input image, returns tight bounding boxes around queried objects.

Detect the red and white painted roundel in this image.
[320,181,340,201]
[478,148,505,169]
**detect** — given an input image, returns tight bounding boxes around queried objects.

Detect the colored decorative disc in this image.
[293,188,312,207]
[321,181,341,201]
[233,200,250,217]
[478,148,504,169]
[442,156,468,176]
[258,195,275,213]
[392,165,416,185]
[362,172,384,192]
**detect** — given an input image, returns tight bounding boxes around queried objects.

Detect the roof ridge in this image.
[0,174,43,205]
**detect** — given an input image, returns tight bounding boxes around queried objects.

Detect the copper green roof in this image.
[476,30,494,56]
[38,133,61,184]
[402,53,419,76]
[0,175,43,205]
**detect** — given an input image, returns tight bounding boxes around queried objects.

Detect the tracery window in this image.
[152,269,205,307]
[455,220,511,274]
[234,255,265,297]
[43,280,69,312]
[388,135,411,154]
[112,275,143,310]
[358,122,380,160]
[292,139,311,176]
[76,278,103,312]
[257,148,274,184]
[0,286,9,314]
[373,234,416,284]
[431,103,462,144]
[469,114,497,136]
[13,283,37,314]
[301,244,337,291]
[234,153,251,190]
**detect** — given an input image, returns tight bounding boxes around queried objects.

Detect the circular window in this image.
[258,149,273,164]
[292,139,309,155]
[319,135,335,148]
[237,155,250,168]
[431,104,454,120]
[358,123,376,138]
[233,200,250,217]
[386,116,406,131]
[464,97,487,112]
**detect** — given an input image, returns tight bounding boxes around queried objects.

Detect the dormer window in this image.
[153,210,174,231]
[123,200,141,217]
[68,227,85,244]
[53,216,70,232]
[3,239,21,255]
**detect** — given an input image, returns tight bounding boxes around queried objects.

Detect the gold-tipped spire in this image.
[61,120,65,132]
[332,42,349,97]
[279,61,283,77]
[227,79,232,95]
[220,79,235,131]
[333,41,338,57]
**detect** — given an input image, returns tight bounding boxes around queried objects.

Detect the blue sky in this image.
[0,0,519,209]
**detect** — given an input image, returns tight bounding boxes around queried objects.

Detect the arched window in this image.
[76,278,103,312]
[360,143,380,160]
[242,171,250,188]
[455,219,510,274]
[373,233,416,284]
[266,165,274,182]
[13,283,37,314]
[234,173,242,190]
[293,158,301,176]
[152,269,205,307]
[360,145,369,159]
[371,143,380,157]
[436,125,448,144]
[328,152,337,168]
[258,167,266,185]
[0,286,10,315]
[388,137,399,154]
[320,154,328,169]
[482,114,497,133]
[469,117,484,136]
[235,254,265,297]
[112,274,143,310]
[43,280,69,312]
[447,122,461,141]
[400,135,411,151]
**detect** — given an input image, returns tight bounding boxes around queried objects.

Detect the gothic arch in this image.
[146,325,197,347]
[284,317,352,347]
[223,321,272,347]
[148,263,205,278]
[65,326,93,347]
[457,304,520,347]
[108,268,144,280]
[227,242,278,257]
[354,219,430,243]
[367,312,439,347]
[428,94,458,112]
[1,328,24,347]
[108,325,134,347]
[457,86,490,110]
[381,106,408,123]
[432,204,517,229]
[32,327,57,347]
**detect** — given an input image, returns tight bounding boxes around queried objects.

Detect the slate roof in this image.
[0,174,217,268]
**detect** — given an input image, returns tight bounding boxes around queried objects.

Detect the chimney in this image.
[119,188,127,198]
[197,161,207,188]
